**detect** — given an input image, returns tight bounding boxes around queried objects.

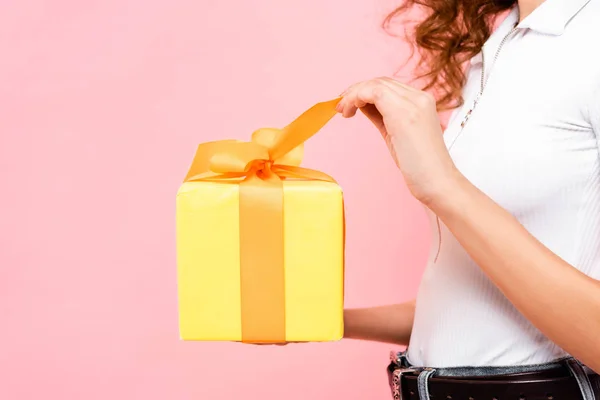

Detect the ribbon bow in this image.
[182,98,341,343]
[184,98,341,185]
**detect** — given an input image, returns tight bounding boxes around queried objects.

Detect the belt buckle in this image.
[391,366,416,400]
[389,351,416,400]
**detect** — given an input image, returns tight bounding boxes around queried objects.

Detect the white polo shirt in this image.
[407,0,600,367]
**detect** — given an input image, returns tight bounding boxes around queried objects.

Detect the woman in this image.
[338,0,600,398]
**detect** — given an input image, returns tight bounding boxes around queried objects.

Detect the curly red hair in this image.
[384,0,516,111]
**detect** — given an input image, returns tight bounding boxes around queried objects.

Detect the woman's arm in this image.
[343,300,416,345]
[336,78,600,371]
[430,174,600,372]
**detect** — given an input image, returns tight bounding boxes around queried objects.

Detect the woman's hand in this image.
[337,78,600,372]
[336,77,460,205]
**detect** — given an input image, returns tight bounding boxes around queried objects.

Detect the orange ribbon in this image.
[184,98,341,343]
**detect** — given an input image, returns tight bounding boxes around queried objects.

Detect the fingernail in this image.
[335,102,343,112]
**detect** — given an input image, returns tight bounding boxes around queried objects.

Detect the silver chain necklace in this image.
[446,24,519,152]
[433,24,518,263]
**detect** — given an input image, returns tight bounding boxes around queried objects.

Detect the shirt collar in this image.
[469,7,519,66]
[469,0,591,66]
[517,0,591,36]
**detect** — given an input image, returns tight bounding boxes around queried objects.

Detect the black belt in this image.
[387,361,600,400]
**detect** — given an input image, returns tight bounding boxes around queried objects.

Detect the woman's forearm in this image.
[430,174,600,372]
[343,300,416,345]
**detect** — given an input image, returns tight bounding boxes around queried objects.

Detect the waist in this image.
[409,255,568,367]
[388,352,599,400]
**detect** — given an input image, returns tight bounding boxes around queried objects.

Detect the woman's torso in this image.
[407,0,600,368]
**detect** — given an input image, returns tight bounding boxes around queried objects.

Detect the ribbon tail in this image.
[269,99,341,161]
[238,174,286,343]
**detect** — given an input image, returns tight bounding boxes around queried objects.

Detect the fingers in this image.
[337,77,413,118]
[337,77,437,124]
[337,81,379,118]
[379,77,438,110]
[337,83,362,117]
[378,76,421,94]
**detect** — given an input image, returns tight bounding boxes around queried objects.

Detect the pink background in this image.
[0,1,430,399]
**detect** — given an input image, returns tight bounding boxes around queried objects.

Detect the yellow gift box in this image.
[176,99,345,343]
